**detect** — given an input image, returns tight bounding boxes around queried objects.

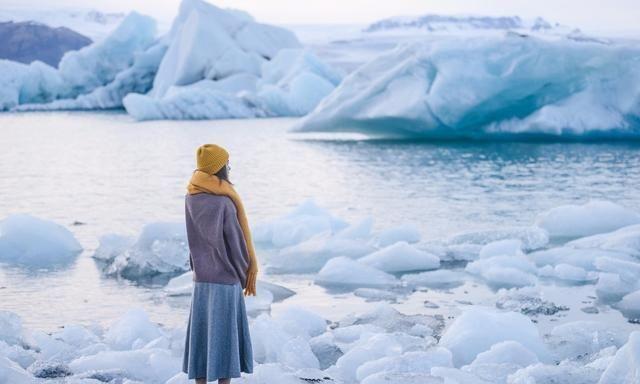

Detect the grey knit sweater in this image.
[185,193,250,288]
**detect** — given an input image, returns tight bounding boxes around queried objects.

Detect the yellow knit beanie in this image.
[196,144,229,174]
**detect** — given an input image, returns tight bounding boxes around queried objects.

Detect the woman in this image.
[182,144,258,384]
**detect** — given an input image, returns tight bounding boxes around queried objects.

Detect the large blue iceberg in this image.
[294,35,640,139]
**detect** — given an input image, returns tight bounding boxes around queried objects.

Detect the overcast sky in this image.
[5,0,640,34]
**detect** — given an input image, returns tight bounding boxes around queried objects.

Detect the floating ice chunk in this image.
[568,224,640,258]
[274,307,327,339]
[470,341,538,367]
[93,234,135,262]
[599,331,640,384]
[30,330,77,361]
[95,222,188,279]
[104,308,162,350]
[315,257,398,288]
[0,340,35,369]
[294,37,640,138]
[376,224,421,247]
[335,333,403,382]
[0,356,33,384]
[547,321,628,361]
[617,290,640,320]
[447,226,548,252]
[52,325,99,349]
[359,241,440,273]
[68,348,180,383]
[335,217,374,240]
[332,324,385,345]
[309,333,343,369]
[594,257,640,285]
[596,272,634,304]
[253,199,348,248]
[535,201,640,239]
[356,348,452,382]
[528,246,621,271]
[402,269,466,289]
[541,263,598,283]
[250,313,319,369]
[267,232,375,274]
[466,255,538,289]
[461,341,540,383]
[440,307,550,367]
[593,258,640,304]
[164,271,193,296]
[0,311,28,347]
[0,214,82,268]
[478,239,522,259]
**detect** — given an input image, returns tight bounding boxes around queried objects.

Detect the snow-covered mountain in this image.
[0,21,91,67]
[0,8,127,41]
[364,14,565,34]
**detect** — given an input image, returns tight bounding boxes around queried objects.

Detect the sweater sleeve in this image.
[222,200,250,289]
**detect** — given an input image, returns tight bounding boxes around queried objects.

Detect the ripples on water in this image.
[0,112,639,330]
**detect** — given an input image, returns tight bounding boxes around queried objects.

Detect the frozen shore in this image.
[2,199,640,382]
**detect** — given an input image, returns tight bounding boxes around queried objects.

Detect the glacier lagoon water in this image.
[0,111,639,332]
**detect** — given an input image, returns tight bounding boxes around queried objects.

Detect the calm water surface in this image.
[0,112,639,331]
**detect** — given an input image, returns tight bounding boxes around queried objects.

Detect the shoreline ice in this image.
[2,199,640,382]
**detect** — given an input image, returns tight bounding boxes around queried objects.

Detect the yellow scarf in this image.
[187,170,258,272]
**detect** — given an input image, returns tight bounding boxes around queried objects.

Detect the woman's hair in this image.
[214,163,232,184]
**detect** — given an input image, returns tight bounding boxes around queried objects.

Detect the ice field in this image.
[1,113,640,383]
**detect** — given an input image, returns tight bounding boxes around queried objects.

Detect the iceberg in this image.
[1,0,341,119]
[0,214,82,268]
[253,199,348,248]
[315,257,398,288]
[439,307,550,366]
[599,331,640,384]
[535,201,640,239]
[122,0,341,120]
[465,254,538,289]
[358,241,440,273]
[93,222,188,279]
[0,12,157,110]
[294,35,640,139]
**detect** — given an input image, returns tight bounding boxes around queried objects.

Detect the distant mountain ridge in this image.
[0,8,126,41]
[0,21,92,67]
[364,14,561,33]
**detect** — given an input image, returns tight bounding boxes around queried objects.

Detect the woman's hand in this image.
[243,262,258,296]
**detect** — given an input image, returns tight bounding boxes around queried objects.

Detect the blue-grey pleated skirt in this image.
[182,281,253,381]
